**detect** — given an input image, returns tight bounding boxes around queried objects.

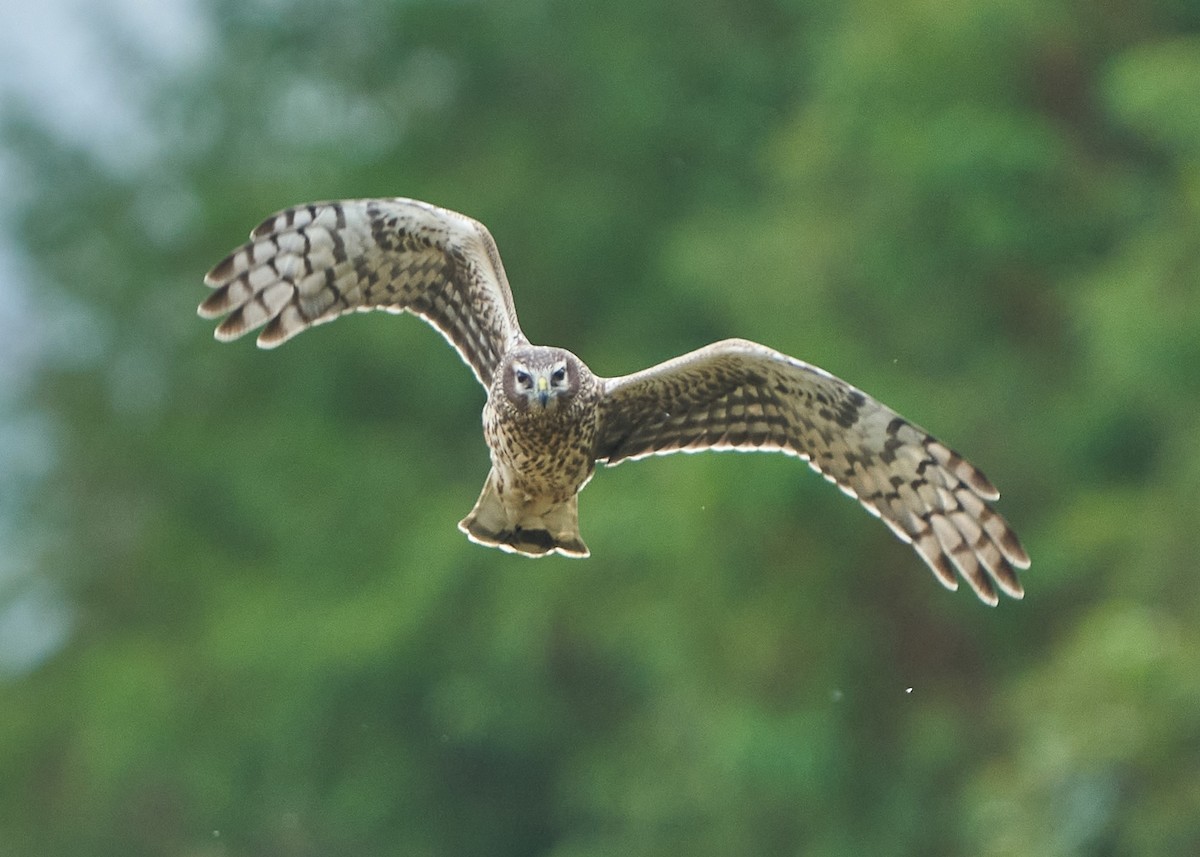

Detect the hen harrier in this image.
[200,198,1029,604]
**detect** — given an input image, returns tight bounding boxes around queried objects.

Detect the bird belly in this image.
[486,417,595,512]
[493,451,592,513]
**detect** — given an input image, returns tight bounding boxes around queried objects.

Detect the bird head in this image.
[502,347,578,413]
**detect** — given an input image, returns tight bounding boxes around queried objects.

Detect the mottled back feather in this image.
[596,339,1030,604]
[199,198,526,387]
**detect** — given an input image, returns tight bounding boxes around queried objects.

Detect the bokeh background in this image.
[2,0,1199,854]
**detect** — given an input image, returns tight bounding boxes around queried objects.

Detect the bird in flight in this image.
[200,198,1029,604]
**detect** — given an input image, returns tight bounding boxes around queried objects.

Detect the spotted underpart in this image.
[457,345,603,558]
[486,347,600,505]
[201,197,1030,603]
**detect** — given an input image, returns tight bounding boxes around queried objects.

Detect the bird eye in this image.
[514,369,532,388]
[551,366,567,386]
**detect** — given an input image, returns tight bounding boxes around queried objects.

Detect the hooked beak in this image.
[536,375,550,408]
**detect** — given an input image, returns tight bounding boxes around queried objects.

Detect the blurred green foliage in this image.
[2,0,1199,854]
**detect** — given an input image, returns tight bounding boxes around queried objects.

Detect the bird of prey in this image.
[200,197,1030,604]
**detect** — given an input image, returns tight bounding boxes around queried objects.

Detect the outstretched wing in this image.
[199,198,527,387]
[595,338,1030,604]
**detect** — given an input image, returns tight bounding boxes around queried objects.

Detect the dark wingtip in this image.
[197,286,232,319]
[250,212,283,240]
[205,252,237,285]
[256,316,293,349]
[214,309,248,342]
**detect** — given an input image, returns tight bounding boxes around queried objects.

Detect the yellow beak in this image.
[536,376,549,393]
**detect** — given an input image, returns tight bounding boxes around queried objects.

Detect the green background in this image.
[2,0,1198,854]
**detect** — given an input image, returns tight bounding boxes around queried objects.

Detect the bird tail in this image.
[458,469,590,558]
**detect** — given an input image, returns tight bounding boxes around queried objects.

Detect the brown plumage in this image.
[200,197,1030,604]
